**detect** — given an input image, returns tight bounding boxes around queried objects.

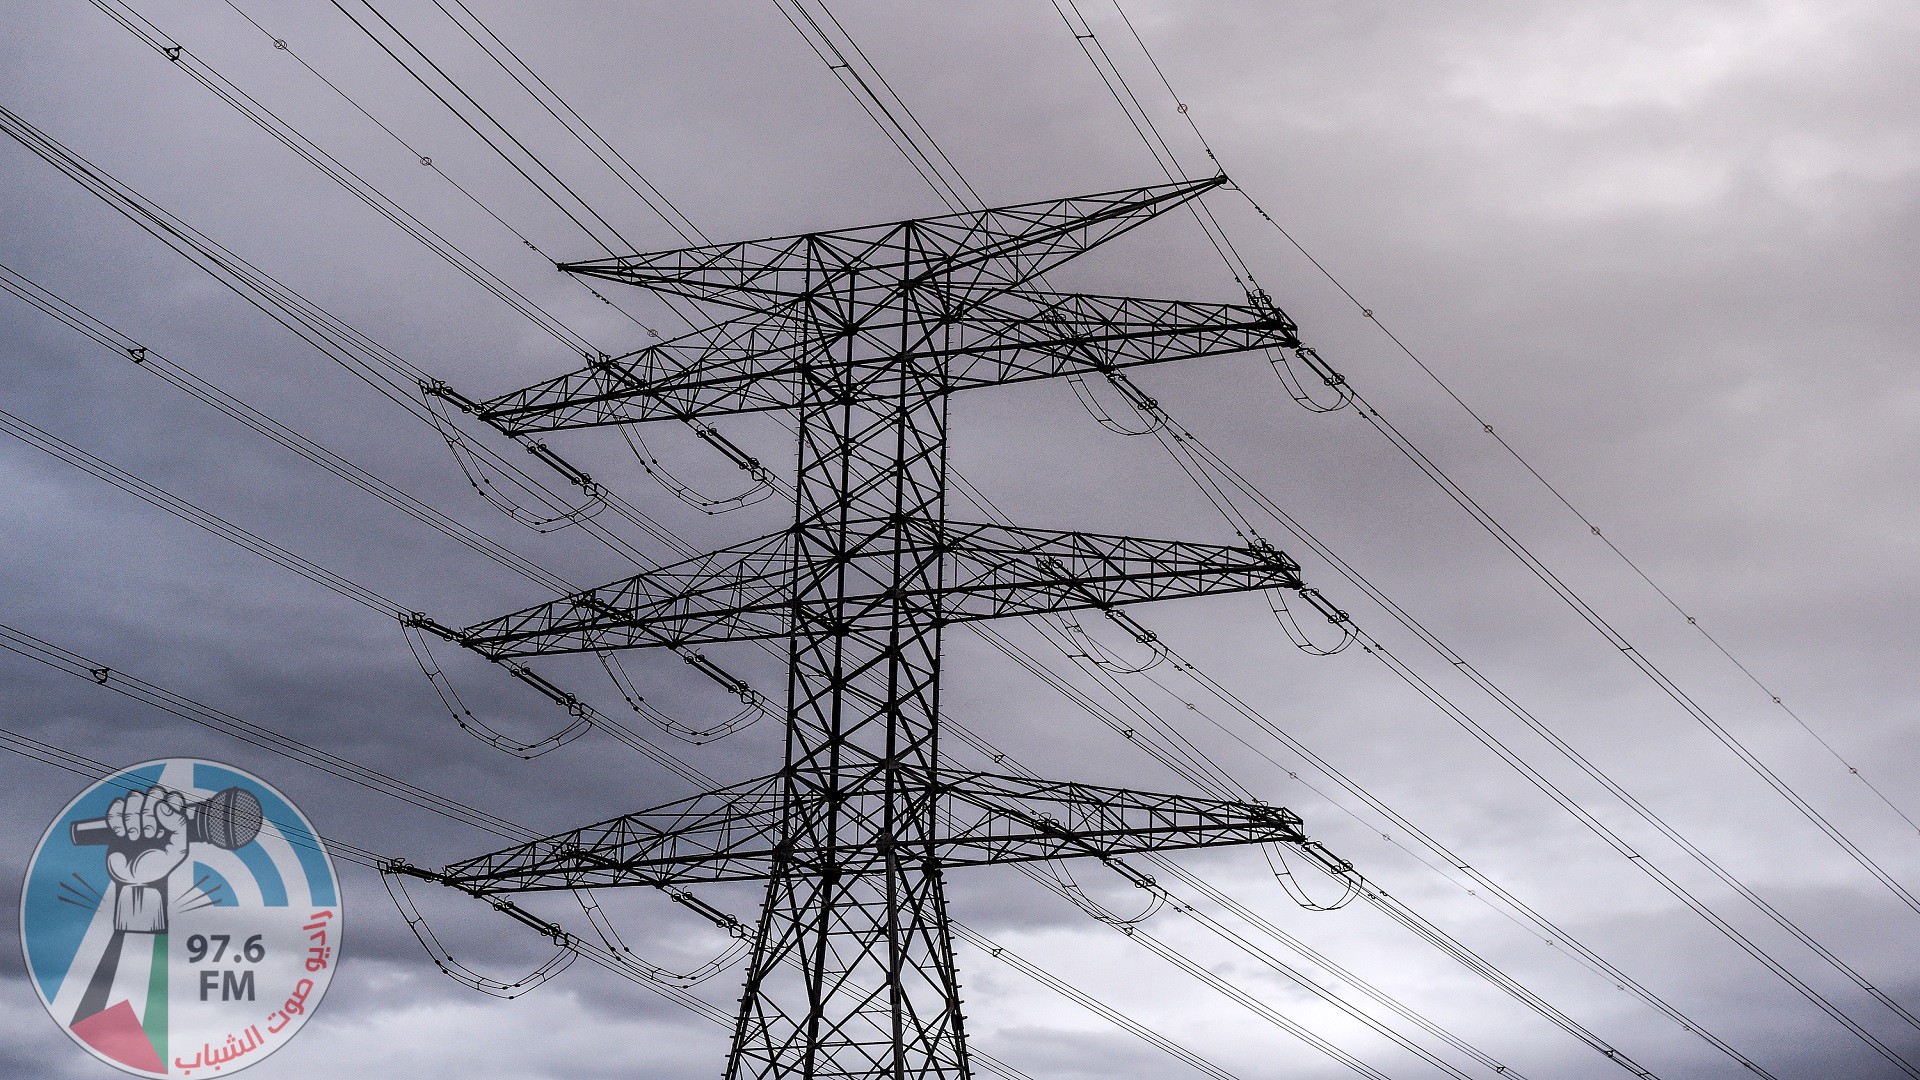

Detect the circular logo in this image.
[20,759,341,1076]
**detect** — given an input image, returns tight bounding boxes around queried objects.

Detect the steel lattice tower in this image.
[426,176,1337,1080]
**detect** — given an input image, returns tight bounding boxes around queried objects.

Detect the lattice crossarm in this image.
[934,290,1301,391]
[475,290,1288,435]
[930,771,1308,866]
[461,520,1310,657]
[554,176,1226,312]
[476,313,820,432]
[458,530,795,658]
[437,776,789,893]
[929,520,1308,623]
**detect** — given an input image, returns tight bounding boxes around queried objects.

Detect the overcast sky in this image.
[3,1,1919,1078]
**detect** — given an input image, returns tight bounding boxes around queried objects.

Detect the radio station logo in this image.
[20,758,341,1076]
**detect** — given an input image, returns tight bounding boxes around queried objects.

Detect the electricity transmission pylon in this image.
[426,175,1340,1080]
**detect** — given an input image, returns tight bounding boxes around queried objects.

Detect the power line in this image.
[763,10,1795,1074]
[1091,0,1920,921]
[8,18,1403,1080]
[334,2,1781,1068]
[33,6,1812,1068]
[7,226,1458,1077]
[0,657,1267,1080]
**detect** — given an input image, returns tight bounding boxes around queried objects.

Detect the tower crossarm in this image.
[438,774,789,894]
[456,520,1309,658]
[931,771,1308,864]
[554,176,1227,314]
[432,768,1309,895]
[456,529,795,659]
[476,290,1298,433]
[933,520,1308,621]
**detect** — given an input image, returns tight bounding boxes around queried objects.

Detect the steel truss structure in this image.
[432,175,1337,1080]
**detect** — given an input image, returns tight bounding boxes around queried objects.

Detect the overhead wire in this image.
[1008,862,1491,1080]
[0,263,771,754]
[0,675,1237,1080]
[0,380,714,786]
[41,6,1712,1068]
[432,0,710,247]
[210,0,667,340]
[0,100,624,546]
[4,228,1464,1074]
[1033,0,1920,1059]
[769,2,1920,1074]
[328,0,641,255]
[84,0,602,356]
[0,621,533,842]
[6,16,1312,1076]
[341,2,1758,1068]
[1088,0,1920,925]
[0,93,777,689]
[771,0,981,214]
[1167,401,1920,1053]
[212,0,780,513]
[0,263,575,596]
[1102,0,1920,841]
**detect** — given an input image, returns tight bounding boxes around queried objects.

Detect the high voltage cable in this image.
[777,2,1919,1073]
[1030,0,1920,1057]
[30,4,1751,1068]
[0,395,715,787]
[1097,0,1920,841]
[0,622,534,843]
[4,16,1345,1075]
[1343,387,1920,911]
[206,0,666,341]
[989,598,1761,1077]
[0,672,1245,1080]
[0,263,771,750]
[0,254,1469,1073]
[772,0,982,214]
[0,263,575,597]
[1133,391,1920,1068]
[1167,415,1920,1054]
[174,0,775,501]
[0,101,713,567]
[82,0,602,356]
[765,9,1738,1067]
[329,0,641,256]
[307,4,1734,1073]
[1007,863,1489,1080]
[432,0,710,247]
[0,405,398,614]
[1081,0,1920,924]
[1075,0,1920,902]
[1046,0,1253,292]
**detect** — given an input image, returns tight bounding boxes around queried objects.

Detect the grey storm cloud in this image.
[3,1,1918,1078]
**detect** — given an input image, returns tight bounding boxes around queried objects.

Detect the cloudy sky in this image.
[3,1,1918,1078]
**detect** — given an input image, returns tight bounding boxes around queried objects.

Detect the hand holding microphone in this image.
[72,785,264,933]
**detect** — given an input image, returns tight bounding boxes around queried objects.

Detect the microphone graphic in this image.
[70,786,265,851]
